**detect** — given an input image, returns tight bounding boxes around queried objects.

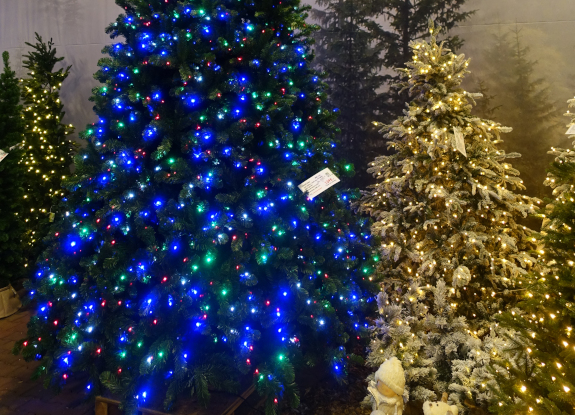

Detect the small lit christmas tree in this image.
[488,98,575,414]
[0,51,26,286]
[14,1,377,413]
[358,24,540,411]
[21,33,75,269]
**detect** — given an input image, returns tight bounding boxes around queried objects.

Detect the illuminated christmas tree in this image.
[488,98,575,414]
[358,25,540,411]
[14,1,377,413]
[0,51,26,286]
[20,33,75,270]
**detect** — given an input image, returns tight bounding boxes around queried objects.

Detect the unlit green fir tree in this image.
[0,51,26,286]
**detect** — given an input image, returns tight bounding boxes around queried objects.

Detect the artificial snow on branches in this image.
[359,22,540,412]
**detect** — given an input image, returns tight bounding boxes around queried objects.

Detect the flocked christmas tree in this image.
[488,98,575,414]
[0,51,26,286]
[358,24,540,411]
[20,33,75,270]
[14,1,378,413]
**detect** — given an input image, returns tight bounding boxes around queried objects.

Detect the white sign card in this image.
[453,127,467,157]
[566,124,575,135]
[298,168,340,199]
[0,150,8,163]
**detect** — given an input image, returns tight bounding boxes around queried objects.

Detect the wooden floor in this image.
[0,308,259,415]
[0,308,92,415]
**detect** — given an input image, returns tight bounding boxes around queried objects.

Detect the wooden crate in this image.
[95,384,256,415]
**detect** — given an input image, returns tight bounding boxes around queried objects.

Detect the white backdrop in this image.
[1,0,575,142]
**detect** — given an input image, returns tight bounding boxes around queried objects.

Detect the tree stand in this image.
[0,284,21,318]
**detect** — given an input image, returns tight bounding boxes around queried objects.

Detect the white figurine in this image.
[422,393,459,415]
[368,357,405,415]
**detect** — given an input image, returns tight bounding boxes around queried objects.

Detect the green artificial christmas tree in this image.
[0,51,26,287]
[14,1,378,414]
[311,0,388,182]
[358,25,540,411]
[488,98,575,414]
[379,1,473,120]
[21,33,75,270]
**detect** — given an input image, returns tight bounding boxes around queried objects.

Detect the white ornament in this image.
[368,357,405,415]
[422,393,459,415]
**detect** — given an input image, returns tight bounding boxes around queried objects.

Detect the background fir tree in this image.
[469,79,500,121]
[311,0,388,185]
[488,99,575,414]
[380,1,473,119]
[14,1,378,413]
[358,27,540,411]
[0,51,26,286]
[20,33,75,271]
[473,28,562,199]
